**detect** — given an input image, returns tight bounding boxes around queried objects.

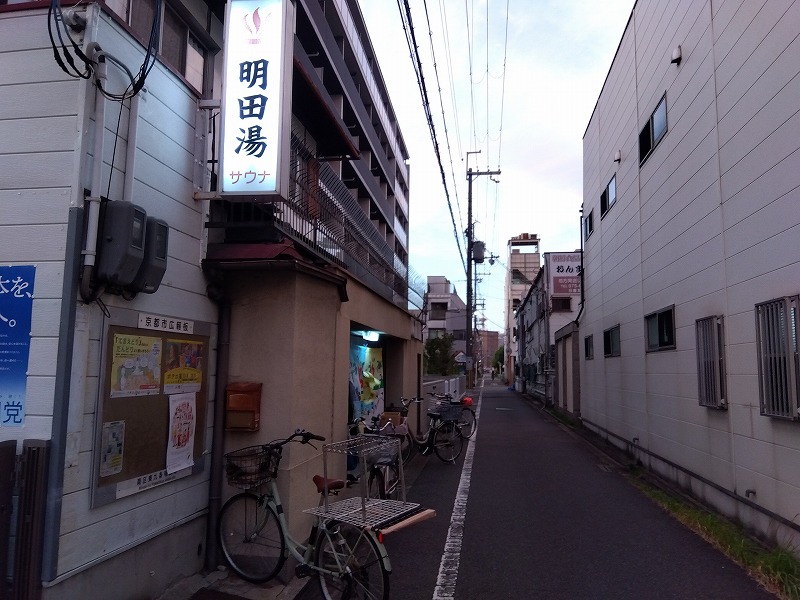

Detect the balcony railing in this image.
[207,134,425,311]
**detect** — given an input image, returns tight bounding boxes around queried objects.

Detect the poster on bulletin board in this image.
[92,309,212,507]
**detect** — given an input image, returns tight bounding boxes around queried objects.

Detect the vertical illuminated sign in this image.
[220,0,293,197]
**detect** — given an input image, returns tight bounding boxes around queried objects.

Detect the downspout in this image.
[574,206,585,327]
[41,208,83,581]
[122,93,141,204]
[205,294,230,570]
[80,44,108,304]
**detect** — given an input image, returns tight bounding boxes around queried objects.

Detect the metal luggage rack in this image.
[304,496,422,530]
[309,436,419,527]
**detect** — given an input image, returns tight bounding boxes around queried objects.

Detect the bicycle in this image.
[391,396,465,464]
[219,429,394,599]
[428,391,477,438]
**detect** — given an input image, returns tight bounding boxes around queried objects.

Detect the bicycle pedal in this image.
[295,564,313,578]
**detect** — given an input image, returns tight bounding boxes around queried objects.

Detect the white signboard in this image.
[548,252,582,296]
[220,0,293,197]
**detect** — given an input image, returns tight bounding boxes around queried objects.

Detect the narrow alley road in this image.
[378,379,777,599]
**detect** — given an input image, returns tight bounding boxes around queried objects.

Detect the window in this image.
[552,297,571,312]
[430,302,447,320]
[603,325,620,357]
[645,306,675,351]
[584,335,594,360]
[124,0,207,92]
[600,175,616,217]
[584,209,594,240]
[639,95,668,164]
[755,297,799,419]
[696,316,726,408]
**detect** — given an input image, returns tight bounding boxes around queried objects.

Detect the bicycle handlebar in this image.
[267,429,326,449]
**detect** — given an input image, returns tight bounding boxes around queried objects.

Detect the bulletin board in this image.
[91,308,212,507]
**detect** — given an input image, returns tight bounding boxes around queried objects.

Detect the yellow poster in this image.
[110,334,162,397]
[163,339,204,393]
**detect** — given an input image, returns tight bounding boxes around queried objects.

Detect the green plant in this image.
[630,477,800,600]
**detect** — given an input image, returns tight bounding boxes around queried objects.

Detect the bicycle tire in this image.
[218,492,286,583]
[315,521,390,600]
[458,407,477,438]
[433,421,463,463]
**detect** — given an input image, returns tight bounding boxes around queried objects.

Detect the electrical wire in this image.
[398,0,467,274]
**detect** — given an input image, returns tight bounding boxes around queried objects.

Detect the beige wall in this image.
[224,267,422,535]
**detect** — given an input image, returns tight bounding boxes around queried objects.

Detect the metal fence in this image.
[209,134,426,311]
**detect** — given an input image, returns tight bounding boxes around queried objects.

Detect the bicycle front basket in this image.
[224,445,280,489]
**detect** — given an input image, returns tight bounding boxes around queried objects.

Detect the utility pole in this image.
[466,161,500,389]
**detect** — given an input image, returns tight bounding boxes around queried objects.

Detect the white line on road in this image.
[431,388,482,599]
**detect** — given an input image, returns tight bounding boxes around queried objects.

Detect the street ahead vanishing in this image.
[299,379,777,600]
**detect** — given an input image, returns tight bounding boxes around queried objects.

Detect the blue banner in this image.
[0,265,36,427]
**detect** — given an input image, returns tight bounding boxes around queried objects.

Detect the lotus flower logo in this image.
[243,7,270,44]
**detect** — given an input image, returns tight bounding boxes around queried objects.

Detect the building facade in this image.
[423,275,467,366]
[582,0,800,555]
[516,252,581,403]
[503,233,540,385]
[0,0,423,597]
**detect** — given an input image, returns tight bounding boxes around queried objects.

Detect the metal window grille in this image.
[754,297,799,419]
[696,316,726,408]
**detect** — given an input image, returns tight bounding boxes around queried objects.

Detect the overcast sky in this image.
[358,1,635,332]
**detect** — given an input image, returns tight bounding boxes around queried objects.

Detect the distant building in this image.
[423,275,467,362]
[504,233,541,384]
[516,252,582,405]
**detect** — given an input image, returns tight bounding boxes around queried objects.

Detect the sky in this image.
[358,0,636,333]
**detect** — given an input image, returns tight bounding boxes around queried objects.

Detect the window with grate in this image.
[755,297,799,419]
[603,325,620,357]
[696,316,726,408]
[125,0,207,93]
[585,335,594,360]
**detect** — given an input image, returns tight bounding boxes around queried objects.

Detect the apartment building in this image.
[582,0,800,555]
[504,233,540,385]
[0,0,423,597]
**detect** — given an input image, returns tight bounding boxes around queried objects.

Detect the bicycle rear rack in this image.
[306,436,419,527]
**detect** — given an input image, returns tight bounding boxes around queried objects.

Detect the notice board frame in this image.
[91,307,212,508]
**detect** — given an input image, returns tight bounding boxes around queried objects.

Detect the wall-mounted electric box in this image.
[225,382,262,431]
[129,217,169,294]
[96,200,146,286]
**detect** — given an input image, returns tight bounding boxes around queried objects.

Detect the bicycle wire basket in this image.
[224,444,280,489]
[427,399,462,422]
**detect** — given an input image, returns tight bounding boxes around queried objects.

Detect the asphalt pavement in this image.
[159,377,778,599]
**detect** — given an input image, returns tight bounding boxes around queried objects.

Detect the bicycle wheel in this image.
[218,492,286,583]
[433,421,464,463]
[458,407,477,438]
[315,521,390,600]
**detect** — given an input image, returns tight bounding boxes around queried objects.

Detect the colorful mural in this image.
[348,341,384,423]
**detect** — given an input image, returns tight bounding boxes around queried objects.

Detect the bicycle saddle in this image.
[313,474,345,494]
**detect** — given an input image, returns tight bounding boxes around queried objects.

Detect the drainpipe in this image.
[574,206,585,326]
[205,294,230,570]
[122,93,140,204]
[79,44,107,304]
